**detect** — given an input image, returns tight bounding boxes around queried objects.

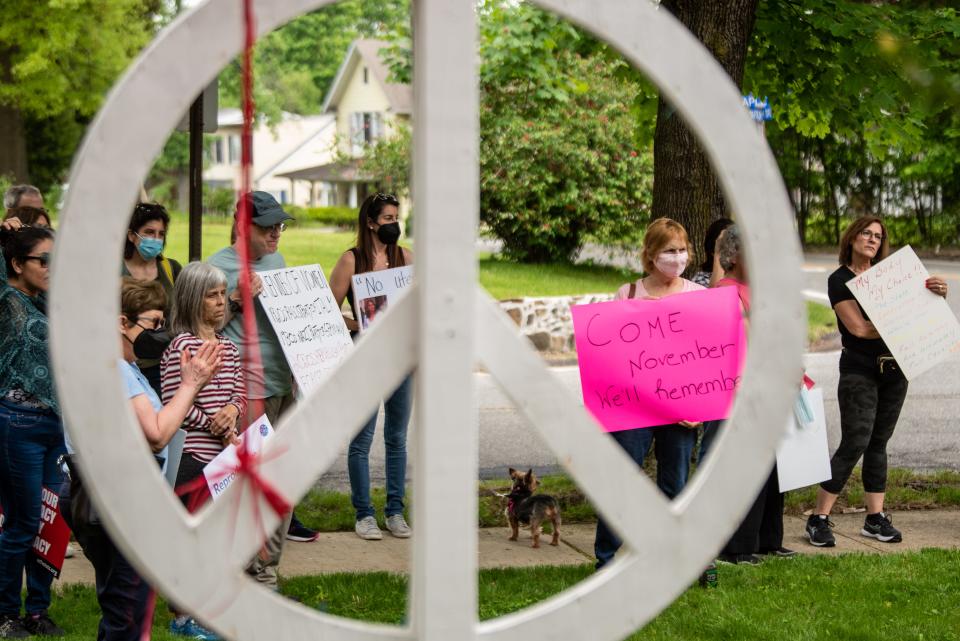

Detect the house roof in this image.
[275,159,374,184]
[321,39,412,115]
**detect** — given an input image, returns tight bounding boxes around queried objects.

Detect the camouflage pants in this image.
[821,370,908,494]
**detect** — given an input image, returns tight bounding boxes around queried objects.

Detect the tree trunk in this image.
[0,104,29,182]
[652,0,759,269]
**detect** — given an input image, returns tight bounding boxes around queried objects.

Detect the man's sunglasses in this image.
[22,252,51,268]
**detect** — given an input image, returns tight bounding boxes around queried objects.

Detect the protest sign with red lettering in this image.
[33,486,71,577]
[571,287,746,431]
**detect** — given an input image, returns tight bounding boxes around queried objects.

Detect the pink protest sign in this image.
[571,286,746,431]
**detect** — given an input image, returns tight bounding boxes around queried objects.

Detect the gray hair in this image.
[169,262,228,336]
[3,185,42,210]
[717,224,742,272]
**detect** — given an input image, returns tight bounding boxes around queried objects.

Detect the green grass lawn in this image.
[47,550,960,640]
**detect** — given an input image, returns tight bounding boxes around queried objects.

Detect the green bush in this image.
[286,205,356,227]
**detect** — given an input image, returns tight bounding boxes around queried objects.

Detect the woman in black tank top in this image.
[329,193,415,541]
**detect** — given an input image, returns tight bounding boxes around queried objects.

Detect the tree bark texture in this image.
[0,104,29,183]
[651,0,759,269]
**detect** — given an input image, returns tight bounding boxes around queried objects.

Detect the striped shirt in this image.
[160,333,247,463]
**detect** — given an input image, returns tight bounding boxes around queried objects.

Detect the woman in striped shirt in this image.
[162,262,247,496]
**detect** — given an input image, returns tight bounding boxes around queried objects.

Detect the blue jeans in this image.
[0,400,66,616]
[348,376,413,520]
[698,419,723,465]
[594,424,695,569]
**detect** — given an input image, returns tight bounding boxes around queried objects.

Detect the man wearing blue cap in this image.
[207,192,308,585]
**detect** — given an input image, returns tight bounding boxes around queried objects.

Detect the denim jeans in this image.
[594,424,696,569]
[348,376,413,520]
[0,400,66,616]
[698,419,723,465]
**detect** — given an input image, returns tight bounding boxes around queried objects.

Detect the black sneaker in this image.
[0,615,29,639]
[760,546,798,558]
[717,553,762,566]
[22,611,65,637]
[805,514,836,547]
[861,512,902,543]
[286,513,319,542]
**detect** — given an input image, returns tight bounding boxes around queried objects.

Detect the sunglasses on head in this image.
[372,193,399,205]
[22,252,51,268]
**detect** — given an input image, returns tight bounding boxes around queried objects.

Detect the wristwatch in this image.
[229,298,242,314]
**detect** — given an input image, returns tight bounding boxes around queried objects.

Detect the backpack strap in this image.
[628,282,637,299]
[159,256,174,284]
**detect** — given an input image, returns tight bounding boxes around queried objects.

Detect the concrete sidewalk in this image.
[55,510,959,586]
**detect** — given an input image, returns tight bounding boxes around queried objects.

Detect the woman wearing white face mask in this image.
[594,217,704,570]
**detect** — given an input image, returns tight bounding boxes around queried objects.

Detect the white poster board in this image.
[351,266,414,332]
[203,414,274,500]
[776,388,831,493]
[846,246,960,381]
[258,264,353,395]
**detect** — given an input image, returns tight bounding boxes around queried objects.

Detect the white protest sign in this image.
[258,264,353,395]
[776,388,831,493]
[351,265,414,332]
[203,414,273,500]
[846,246,960,381]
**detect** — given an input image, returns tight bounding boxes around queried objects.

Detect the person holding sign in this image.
[67,278,221,641]
[806,217,948,548]
[329,193,414,541]
[593,217,704,569]
[0,222,67,637]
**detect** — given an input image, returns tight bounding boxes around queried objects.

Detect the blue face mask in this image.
[135,233,164,260]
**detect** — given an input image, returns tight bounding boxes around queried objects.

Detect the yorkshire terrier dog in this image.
[506,468,561,548]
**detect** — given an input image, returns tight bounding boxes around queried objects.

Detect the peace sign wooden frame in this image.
[49,1,804,639]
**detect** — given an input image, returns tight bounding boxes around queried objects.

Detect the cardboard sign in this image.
[571,287,746,431]
[203,414,274,501]
[33,486,71,577]
[846,246,960,380]
[351,266,414,332]
[258,264,353,395]
[776,388,832,493]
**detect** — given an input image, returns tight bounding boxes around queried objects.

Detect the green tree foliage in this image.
[746,1,960,245]
[218,0,409,122]
[370,1,653,263]
[0,0,161,188]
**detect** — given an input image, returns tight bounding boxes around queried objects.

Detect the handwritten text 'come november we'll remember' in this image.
[571,287,745,431]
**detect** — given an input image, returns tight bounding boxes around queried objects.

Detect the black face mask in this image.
[376,222,401,245]
[131,328,172,360]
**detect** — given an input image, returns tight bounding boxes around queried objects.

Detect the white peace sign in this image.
[49,0,803,639]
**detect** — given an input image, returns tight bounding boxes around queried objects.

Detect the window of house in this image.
[210,138,225,164]
[228,135,241,165]
[350,112,384,154]
[363,67,369,84]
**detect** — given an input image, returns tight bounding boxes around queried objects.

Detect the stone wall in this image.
[498,294,613,352]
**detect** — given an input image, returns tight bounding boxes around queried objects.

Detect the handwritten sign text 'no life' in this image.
[571,287,746,431]
[846,246,960,381]
[258,264,353,395]
[351,266,414,333]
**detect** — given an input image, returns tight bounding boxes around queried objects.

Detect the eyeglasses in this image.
[136,316,166,330]
[858,229,885,242]
[22,253,51,268]
[257,222,286,234]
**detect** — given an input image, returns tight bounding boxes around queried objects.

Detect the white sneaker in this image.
[355,516,383,541]
[65,543,77,559]
[385,514,412,538]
